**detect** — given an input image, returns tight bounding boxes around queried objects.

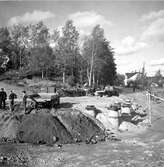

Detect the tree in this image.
[27,22,53,78]
[0,27,11,53]
[30,21,50,48]
[0,27,12,71]
[82,25,116,86]
[138,63,148,89]
[115,73,125,86]
[29,46,54,79]
[56,20,80,84]
[10,24,30,69]
[154,69,163,87]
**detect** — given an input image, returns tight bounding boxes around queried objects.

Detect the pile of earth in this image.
[55,108,106,143]
[0,112,20,142]
[0,108,107,145]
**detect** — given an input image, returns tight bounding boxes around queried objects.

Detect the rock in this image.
[138,118,150,127]
[131,102,138,111]
[119,121,138,132]
[135,107,146,115]
[121,107,131,115]
[96,112,118,130]
[83,109,96,117]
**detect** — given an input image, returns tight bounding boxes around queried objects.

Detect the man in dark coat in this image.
[9,90,17,112]
[0,88,7,109]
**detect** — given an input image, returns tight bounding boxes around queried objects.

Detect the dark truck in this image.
[94,86,119,97]
[27,92,60,110]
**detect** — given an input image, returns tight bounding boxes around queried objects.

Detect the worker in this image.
[22,91,28,113]
[54,87,57,93]
[0,88,7,109]
[9,90,17,112]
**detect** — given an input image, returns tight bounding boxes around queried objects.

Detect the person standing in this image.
[9,90,17,112]
[0,88,7,109]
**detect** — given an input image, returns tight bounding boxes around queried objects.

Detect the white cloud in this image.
[140,10,164,42]
[141,18,164,42]
[150,58,164,66]
[8,10,55,26]
[141,10,164,22]
[69,11,112,28]
[112,36,148,55]
[68,11,113,36]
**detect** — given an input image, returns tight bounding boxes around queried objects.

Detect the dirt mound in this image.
[0,108,106,145]
[0,112,20,141]
[56,109,106,143]
[17,112,73,145]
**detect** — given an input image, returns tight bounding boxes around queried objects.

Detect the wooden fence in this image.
[146,90,164,125]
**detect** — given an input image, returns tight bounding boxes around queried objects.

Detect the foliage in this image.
[55,20,80,83]
[29,46,54,78]
[67,75,76,87]
[0,27,11,53]
[115,73,125,86]
[0,20,117,87]
[154,69,163,87]
[82,25,116,86]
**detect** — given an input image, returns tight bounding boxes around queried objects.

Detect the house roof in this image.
[125,72,138,79]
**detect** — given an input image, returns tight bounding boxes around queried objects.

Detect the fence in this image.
[146,90,164,125]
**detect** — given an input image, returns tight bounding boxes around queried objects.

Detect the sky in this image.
[0,1,164,76]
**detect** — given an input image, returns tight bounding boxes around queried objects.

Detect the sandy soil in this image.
[1,82,164,167]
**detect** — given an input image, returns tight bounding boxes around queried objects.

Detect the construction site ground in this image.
[0,81,164,167]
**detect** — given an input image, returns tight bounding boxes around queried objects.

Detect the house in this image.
[124,72,142,86]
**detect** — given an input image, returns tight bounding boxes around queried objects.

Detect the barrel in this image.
[107,110,119,129]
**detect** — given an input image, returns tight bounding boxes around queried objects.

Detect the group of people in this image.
[0,88,17,111]
[0,88,27,112]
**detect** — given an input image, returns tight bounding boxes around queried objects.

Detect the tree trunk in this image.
[63,70,66,84]
[87,67,90,83]
[79,70,83,84]
[19,49,22,69]
[93,70,95,86]
[42,70,44,79]
[45,69,48,79]
[89,41,95,87]
[97,79,99,86]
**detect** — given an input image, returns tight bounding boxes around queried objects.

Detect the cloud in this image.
[140,10,164,42]
[69,11,112,28]
[112,36,148,55]
[141,18,164,42]
[8,10,55,26]
[68,11,113,36]
[150,58,164,66]
[141,10,164,22]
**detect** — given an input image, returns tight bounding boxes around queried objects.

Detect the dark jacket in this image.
[9,92,17,101]
[0,91,7,101]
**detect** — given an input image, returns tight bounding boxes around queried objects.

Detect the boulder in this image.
[119,121,138,132]
[96,111,119,130]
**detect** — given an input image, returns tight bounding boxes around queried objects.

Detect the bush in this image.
[67,76,76,87]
